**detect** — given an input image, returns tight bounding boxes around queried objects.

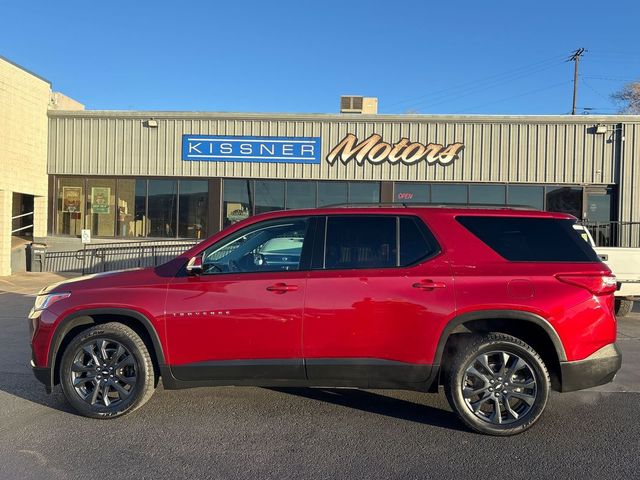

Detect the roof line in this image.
[0,55,51,85]
[46,110,640,123]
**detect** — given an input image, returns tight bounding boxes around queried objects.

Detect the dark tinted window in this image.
[457,216,600,262]
[395,183,430,203]
[508,185,544,210]
[469,185,506,205]
[432,184,467,204]
[400,217,439,265]
[325,216,396,269]
[545,186,582,219]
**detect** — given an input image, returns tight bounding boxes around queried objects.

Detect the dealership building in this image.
[2,56,640,274]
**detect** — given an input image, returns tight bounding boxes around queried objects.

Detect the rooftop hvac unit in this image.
[340,96,378,114]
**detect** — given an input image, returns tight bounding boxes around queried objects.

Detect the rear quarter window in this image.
[457,216,601,262]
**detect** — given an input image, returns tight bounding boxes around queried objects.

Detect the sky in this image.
[1,0,639,115]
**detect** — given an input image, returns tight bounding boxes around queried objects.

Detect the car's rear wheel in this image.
[59,322,155,418]
[444,332,550,436]
[615,299,634,318]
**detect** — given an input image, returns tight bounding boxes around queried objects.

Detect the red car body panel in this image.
[303,257,455,365]
[30,207,619,391]
[164,271,306,366]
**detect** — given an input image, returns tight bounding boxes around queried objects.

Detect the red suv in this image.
[29,206,622,435]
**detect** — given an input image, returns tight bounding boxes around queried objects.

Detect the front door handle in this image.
[412,279,447,291]
[266,283,299,294]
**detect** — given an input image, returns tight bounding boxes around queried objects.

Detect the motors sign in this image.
[183,135,321,164]
[326,134,464,166]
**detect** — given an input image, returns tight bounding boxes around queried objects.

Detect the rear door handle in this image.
[412,280,447,291]
[266,283,299,293]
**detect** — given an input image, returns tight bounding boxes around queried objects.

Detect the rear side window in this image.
[400,217,440,265]
[319,215,440,270]
[457,216,601,262]
[325,216,396,269]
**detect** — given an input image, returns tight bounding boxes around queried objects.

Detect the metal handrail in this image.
[12,211,34,220]
[12,224,34,234]
[11,210,34,235]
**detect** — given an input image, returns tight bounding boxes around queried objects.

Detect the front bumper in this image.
[31,359,53,393]
[560,343,622,392]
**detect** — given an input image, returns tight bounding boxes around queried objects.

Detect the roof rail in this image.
[322,202,538,210]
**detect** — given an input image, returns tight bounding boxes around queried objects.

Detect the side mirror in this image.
[186,256,203,276]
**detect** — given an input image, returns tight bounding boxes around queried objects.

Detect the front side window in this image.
[202,218,309,274]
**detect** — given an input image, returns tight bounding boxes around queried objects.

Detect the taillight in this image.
[556,274,617,295]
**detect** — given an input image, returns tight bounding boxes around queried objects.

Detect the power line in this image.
[450,80,572,114]
[381,54,566,111]
[583,75,639,82]
[398,60,565,112]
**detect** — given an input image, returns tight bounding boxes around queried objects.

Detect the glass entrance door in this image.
[584,187,614,246]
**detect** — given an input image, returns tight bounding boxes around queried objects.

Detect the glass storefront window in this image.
[394,183,430,203]
[56,177,84,236]
[349,182,380,203]
[223,179,253,227]
[148,180,177,237]
[286,181,316,209]
[432,184,467,204]
[87,179,116,237]
[318,181,348,206]
[117,179,147,237]
[508,185,544,210]
[469,185,506,205]
[179,180,209,239]
[546,186,583,219]
[254,180,285,214]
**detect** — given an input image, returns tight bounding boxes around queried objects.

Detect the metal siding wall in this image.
[618,123,640,246]
[48,113,628,186]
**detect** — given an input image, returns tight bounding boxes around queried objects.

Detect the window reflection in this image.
[468,185,505,205]
[318,182,348,206]
[87,179,116,237]
[286,181,316,209]
[394,183,430,203]
[255,180,285,214]
[56,177,84,236]
[117,179,147,237]
[432,184,467,204]
[349,182,380,203]
[148,180,177,237]
[223,179,253,227]
[546,186,583,219]
[179,180,208,238]
[508,186,544,210]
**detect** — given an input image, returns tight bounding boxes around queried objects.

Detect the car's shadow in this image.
[268,387,466,432]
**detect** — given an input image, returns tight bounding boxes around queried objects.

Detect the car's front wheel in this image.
[59,322,156,418]
[444,332,550,436]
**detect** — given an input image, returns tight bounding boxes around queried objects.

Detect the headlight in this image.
[32,292,71,312]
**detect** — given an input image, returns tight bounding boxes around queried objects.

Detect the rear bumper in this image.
[560,343,622,392]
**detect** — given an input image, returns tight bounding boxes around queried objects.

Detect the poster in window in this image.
[62,186,82,213]
[91,187,111,214]
[226,203,249,224]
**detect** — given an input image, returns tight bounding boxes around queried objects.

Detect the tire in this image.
[615,299,634,318]
[59,322,156,419]
[444,332,550,436]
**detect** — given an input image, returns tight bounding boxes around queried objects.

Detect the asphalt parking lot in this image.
[1,276,639,480]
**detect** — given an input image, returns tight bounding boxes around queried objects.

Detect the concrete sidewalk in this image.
[0,272,79,296]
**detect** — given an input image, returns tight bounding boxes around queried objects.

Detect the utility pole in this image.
[568,48,586,115]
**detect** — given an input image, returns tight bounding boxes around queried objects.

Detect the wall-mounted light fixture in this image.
[594,124,608,134]
[145,119,158,128]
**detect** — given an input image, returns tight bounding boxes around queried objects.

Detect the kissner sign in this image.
[183,135,321,164]
[326,134,464,166]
